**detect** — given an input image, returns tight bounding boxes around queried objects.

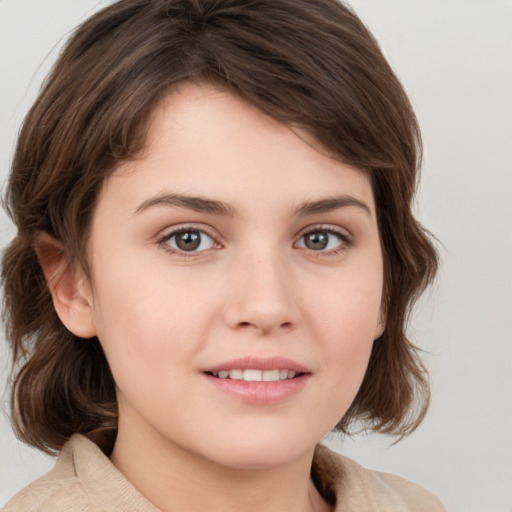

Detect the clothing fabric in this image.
[4,434,445,511]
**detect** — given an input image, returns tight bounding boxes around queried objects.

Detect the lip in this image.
[204,356,310,374]
[202,356,311,405]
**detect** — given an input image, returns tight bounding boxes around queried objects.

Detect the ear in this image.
[35,232,97,338]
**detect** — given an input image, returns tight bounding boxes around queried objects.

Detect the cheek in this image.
[308,266,383,340]
[305,265,382,390]
[89,283,195,407]
[89,261,220,369]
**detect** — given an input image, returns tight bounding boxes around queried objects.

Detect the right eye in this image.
[160,229,216,253]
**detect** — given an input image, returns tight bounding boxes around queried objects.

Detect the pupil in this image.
[176,231,201,251]
[305,231,328,250]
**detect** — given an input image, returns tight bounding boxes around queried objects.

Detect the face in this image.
[79,83,384,469]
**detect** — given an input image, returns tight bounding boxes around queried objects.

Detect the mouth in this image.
[203,366,310,404]
[202,357,311,403]
[205,368,303,382]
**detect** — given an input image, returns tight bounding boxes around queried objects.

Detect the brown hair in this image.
[2,0,438,454]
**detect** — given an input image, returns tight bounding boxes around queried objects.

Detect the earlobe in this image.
[35,232,97,339]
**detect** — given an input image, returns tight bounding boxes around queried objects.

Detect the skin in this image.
[45,83,384,512]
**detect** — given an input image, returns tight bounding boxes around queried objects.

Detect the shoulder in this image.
[4,434,157,512]
[374,470,446,512]
[3,437,93,512]
[312,444,446,512]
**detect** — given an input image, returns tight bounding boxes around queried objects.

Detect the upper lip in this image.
[204,356,310,374]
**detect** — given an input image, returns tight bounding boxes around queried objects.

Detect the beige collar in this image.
[61,434,438,512]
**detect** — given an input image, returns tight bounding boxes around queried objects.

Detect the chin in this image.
[203,428,317,470]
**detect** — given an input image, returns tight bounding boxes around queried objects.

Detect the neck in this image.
[110,426,331,512]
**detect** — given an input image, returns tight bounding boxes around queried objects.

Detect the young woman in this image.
[2,1,443,510]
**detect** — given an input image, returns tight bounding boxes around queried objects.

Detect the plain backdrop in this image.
[1,1,511,511]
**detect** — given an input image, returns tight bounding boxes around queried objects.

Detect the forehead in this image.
[98,82,375,220]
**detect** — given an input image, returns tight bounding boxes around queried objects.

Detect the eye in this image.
[296,229,348,252]
[161,229,216,253]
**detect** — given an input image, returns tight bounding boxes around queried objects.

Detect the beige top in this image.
[4,434,446,511]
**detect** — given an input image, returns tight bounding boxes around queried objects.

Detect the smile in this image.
[208,369,298,381]
[204,366,310,404]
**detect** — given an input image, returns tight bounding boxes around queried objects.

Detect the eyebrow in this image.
[135,193,234,216]
[135,192,371,218]
[295,195,372,217]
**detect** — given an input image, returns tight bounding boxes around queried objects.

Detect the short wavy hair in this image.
[2,0,438,454]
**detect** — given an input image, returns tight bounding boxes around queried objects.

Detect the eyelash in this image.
[157,225,219,257]
[294,225,352,255]
[157,224,352,257]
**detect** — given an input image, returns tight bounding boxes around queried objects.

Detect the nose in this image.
[222,248,299,336]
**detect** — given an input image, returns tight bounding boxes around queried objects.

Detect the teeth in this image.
[212,369,299,381]
[229,369,244,380]
[262,369,280,382]
[243,369,262,381]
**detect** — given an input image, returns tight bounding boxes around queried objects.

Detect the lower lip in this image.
[203,374,311,404]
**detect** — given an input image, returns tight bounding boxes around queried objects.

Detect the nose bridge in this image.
[223,239,298,334]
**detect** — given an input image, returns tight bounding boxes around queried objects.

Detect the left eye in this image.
[296,230,346,251]
[162,229,215,252]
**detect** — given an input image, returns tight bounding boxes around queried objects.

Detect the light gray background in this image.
[1,1,511,511]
